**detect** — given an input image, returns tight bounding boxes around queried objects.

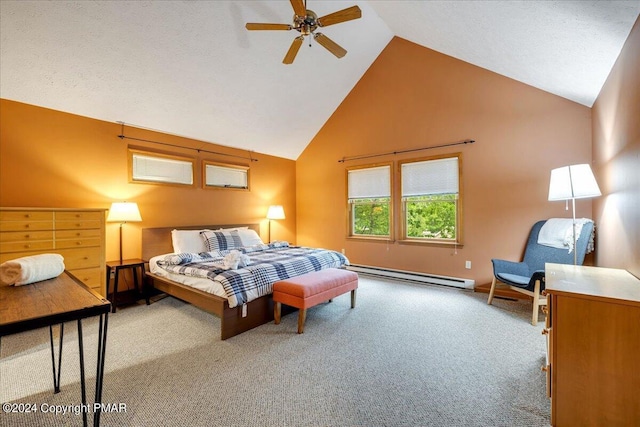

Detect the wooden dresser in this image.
[544,263,640,426]
[0,207,107,296]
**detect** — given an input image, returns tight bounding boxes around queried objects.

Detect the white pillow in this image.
[237,229,263,246]
[218,226,249,231]
[171,229,209,254]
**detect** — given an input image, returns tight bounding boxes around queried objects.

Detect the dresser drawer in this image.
[1,249,59,263]
[56,211,103,221]
[56,229,101,239]
[0,230,54,243]
[55,238,101,249]
[0,221,54,232]
[0,211,53,221]
[57,247,102,269]
[55,220,102,230]
[0,240,55,253]
[68,267,103,289]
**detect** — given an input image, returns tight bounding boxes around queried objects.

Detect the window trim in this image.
[345,162,394,241]
[398,153,463,245]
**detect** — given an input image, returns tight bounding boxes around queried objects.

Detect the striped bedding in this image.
[156,242,349,308]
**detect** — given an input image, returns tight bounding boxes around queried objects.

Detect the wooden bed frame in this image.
[141,224,277,340]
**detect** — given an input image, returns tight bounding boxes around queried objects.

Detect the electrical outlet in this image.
[341,248,345,255]
[465,260,471,269]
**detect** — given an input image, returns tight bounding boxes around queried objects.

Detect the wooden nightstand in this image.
[106,258,149,313]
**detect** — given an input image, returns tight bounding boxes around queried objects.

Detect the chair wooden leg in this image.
[351,289,357,308]
[274,302,281,324]
[531,279,541,326]
[297,309,306,334]
[488,276,498,305]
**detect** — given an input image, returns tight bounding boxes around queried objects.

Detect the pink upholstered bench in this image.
[273,268,358,333]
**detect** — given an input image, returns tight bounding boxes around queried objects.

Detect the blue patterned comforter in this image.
[156,242,349,308]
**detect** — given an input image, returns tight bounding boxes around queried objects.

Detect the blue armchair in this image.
[487,219,594,325]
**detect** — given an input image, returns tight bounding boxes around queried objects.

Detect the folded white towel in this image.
[538,218,593,253]
[222,250,250,270]
[0,253,65,286]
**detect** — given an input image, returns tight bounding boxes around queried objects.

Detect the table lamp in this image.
[107,202,142,263]
[266,205,285,243]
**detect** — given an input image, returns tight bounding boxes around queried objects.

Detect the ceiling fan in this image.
[245,0,362,64]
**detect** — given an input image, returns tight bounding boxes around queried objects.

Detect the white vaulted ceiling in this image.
[1,1,639,160]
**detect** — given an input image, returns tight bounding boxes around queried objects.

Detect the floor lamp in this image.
[548,164,601,265]
[266,205,285,243]
[107,202,142,263]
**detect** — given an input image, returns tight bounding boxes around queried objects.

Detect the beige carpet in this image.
[0,275,550,426]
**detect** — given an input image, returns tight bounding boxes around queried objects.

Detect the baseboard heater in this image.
[347,264,475,290]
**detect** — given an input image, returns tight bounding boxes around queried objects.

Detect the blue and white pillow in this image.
[201,230,243,251]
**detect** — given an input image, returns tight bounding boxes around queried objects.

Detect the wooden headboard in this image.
[141,224,260,261]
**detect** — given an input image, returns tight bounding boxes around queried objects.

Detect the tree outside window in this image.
[347,164,392,239]
[400,155,461,243]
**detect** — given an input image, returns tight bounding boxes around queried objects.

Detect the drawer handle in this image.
[24,234,31,238]
[25,224,30,228]
[76,232,81,236]
[24,214,31,218]
[24,244,31,248]
[83,256,89,260]
[76,223,81,227]
[542,329,549,335]
[76,241,82,245]
[540,365,549,372]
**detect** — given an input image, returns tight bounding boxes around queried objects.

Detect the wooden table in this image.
[0,271,111,427]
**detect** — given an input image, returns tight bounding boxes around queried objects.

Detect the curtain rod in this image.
[117,122,258,162]
[338,139,475,163]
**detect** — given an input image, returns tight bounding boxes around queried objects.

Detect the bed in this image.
[141,224,348,339]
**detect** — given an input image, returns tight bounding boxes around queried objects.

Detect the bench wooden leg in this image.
[297,309,306,334]
[274,302,281,324]
[351,289,357,308]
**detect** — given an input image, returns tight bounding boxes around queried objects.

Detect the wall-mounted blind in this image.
[204,163,249,189]
[348,165,391,200]
[401,157,459,197]
[131,153,193,185]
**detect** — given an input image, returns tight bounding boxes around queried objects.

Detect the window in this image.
[129,149,194,186]
[347,164,392,238]
[400,154,461,243]
[203,161,249,190]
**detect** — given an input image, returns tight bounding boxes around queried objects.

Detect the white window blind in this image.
[132,153,193,185]
[401,157,459,197]
[348,165,390,200]
[205,164,248,189]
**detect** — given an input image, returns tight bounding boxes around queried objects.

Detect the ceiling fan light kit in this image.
[245,0,362,64]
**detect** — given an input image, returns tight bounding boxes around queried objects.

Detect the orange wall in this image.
[297,37,593,286]
[0,99,297,262]
[592,17,640,278]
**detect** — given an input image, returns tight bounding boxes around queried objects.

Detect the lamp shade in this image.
[548,164,601,201]
[266,205,285,220]
[107,202,142,222]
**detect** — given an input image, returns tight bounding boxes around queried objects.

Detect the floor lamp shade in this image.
[107,202,142,262]
[548,164,601,201]
[548,164,600,264]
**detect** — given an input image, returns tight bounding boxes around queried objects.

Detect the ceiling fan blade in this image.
[317,5,362,27]
[290,0,306,18]
[313,33,347,58]
[283,36,304,64]
[245,23,292,31]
